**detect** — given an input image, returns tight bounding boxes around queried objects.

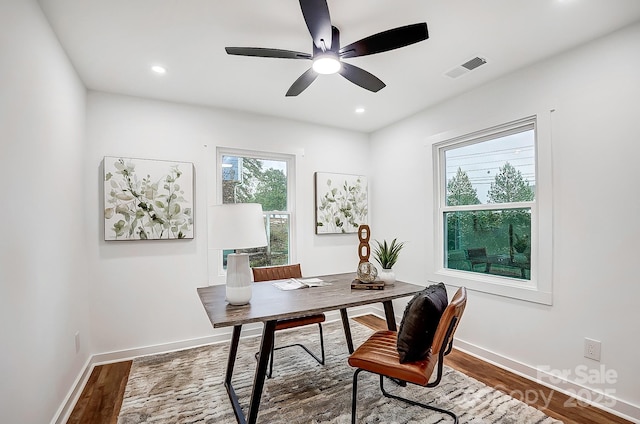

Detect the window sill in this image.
[432,268,552,305]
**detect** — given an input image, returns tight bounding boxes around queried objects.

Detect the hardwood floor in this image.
[66,361,132,424]
[67,315,631,424]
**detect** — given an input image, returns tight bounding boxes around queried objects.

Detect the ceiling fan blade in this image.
[299,0,332,50]
[286,68,319,96]
[339,23,428,59]
[338,62,385,93]
[225,47,311,60]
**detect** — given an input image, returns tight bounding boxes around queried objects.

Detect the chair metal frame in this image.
[252,264,326,378]
[349,287,467,424]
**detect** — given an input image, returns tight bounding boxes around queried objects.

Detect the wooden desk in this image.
[197,272,422,424]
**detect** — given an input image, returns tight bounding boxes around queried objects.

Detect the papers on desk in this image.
[272,278,331,290]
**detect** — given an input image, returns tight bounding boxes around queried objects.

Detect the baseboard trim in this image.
[50,355,93,424]
[454,339,640,423]
[52,306,376,424]
[57,306,638,424]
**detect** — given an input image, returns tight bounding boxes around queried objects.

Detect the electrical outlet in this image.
[584,337,601,361]
[75,331,80,354]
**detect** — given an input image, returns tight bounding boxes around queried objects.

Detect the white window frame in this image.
[432,114,553,305]
[215,147,297,275]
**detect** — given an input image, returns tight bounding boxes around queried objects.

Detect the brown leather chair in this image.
[348,287,467,423]
[252,264,326,378]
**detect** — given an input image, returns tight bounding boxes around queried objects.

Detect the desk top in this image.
[197,272,423,328]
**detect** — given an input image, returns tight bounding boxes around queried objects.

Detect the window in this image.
[218,148,294,268]
[434,115,552,304]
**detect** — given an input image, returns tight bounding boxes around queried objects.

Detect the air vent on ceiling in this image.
[445,56,487,79]
[462,56,487,70]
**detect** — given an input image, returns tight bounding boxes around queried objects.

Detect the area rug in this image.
[118,320,561,424]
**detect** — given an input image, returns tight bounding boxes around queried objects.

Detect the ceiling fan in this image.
[225,0,429,96]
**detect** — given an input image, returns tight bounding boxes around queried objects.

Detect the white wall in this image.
[4,2,639,421]
[370,22,640,418]
[0,1,88,423]
[85,92,369,355]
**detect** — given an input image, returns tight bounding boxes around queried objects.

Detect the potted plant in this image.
[373,238,405,284]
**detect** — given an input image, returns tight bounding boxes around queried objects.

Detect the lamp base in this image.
[225,253,252,305]
[226,285,253,306]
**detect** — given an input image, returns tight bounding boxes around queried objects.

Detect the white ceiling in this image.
[38,0,640,133]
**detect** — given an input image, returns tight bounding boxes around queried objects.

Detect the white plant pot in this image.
[378,268,396,285]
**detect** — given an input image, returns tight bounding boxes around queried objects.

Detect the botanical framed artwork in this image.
[103,156,194,240]
[315,172,368,234]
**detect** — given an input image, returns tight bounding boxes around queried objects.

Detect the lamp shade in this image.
[210,203,267,250]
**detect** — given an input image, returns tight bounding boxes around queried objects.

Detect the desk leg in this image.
[225,325,242,385]
[382,301,406,386]
[247,320,276,424]
[340,308,354,354]
[224,325,246,424]
[383,300,397,331]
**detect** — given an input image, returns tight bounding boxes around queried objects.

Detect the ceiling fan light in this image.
[312,56,341,74]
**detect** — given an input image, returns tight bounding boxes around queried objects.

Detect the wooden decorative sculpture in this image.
[355,225,380,287]
[358,224,371,264]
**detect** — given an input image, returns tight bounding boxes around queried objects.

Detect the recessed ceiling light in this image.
[355,108,365,114]
[151,65,167,74]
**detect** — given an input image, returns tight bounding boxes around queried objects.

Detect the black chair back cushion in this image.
[396,283,448,363]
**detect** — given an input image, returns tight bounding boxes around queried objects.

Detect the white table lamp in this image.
[210,203,267,305]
